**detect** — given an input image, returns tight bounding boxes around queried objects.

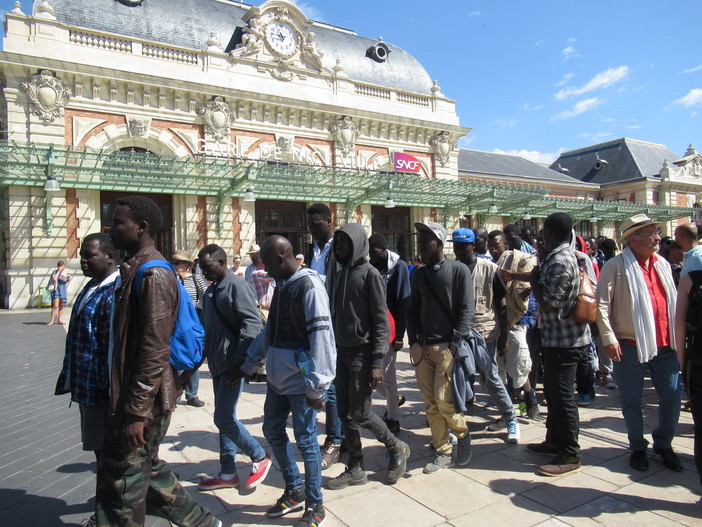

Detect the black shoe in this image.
[325,465,367,490]
[387,440,410,484]
[456,432,472,466]
[398,395,406,407]
[267,487,306,517]
[629,450,649,471]
[296,503,326,527]
[527,442,560,456]
[186,397,205,408]
[654,447,684,472]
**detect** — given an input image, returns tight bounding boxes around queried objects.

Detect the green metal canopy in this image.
[0,142,694,233]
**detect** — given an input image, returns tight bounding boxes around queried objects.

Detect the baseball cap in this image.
[414,222,446,243]
[451,228,475,243]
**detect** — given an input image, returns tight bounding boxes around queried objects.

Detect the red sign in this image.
[393,152,422,173]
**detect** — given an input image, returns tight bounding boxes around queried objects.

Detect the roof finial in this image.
[686,143,697,157]
[36,0,56,20]
[10,1,25,15]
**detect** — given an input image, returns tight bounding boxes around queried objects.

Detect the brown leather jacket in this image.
[110,243,180,419]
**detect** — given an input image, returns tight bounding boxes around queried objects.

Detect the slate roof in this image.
[549,138,680,184]
[457,148,593,187]
[38,0,434,94]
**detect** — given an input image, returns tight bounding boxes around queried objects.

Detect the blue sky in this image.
[3,1,700,163]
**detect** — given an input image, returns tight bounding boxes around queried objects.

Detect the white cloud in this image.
[555,66,629,100]
[294,2,326,22]
[567,37,578,43]
[549,97,600,121]
[493,148,565,165]
[673,88,702,108]
[561,46,579,60]
[554,72,575,87]
[681,65,702,74]
[579,131,613,142]
[468,10,481,17]
[533,40,544,48]
[458,134,476,148]
[523,102,542,111]
[491,118,517,129]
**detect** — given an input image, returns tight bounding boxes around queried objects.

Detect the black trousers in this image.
[685,359,702,486]
[543,345,589,459]
[336,350,398,469]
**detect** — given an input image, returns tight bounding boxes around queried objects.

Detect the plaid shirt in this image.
[538,242,591,348]
[247,268,275,308]
[54,274,117,406]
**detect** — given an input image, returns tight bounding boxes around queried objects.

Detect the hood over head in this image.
[335,223,369,268]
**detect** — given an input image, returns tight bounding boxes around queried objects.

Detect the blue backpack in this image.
[134,260,205,371]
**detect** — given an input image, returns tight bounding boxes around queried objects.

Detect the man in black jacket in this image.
[407,222,475,474]
[325,223,410,489]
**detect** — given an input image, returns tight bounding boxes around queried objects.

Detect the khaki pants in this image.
[414,342,468,455]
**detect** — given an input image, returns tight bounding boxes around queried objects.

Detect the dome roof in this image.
[42,0,435,94]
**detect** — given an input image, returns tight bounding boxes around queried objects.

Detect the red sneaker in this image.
[246,453,272,489]
[199,472,240,491]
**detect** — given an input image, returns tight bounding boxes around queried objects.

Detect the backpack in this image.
[134,260,205,371]
[686,270,702,359]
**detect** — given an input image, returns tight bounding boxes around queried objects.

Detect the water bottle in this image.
[296,348,311,378]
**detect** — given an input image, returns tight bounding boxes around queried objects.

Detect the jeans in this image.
[576,342,597,397]
[613,342,681,451]
[527,327,542,389]
[96,412,217,527]
[185,369,200,400]
[415,343,468,455]
[543,345,588,458]
[263,385,323,506]
[475,340,516,422]
[324,380,344,444]
[336,351,398,468]
[212,375,266,474]
[685,359,702,486]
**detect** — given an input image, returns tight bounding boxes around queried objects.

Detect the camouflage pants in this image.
[95,411,217,527]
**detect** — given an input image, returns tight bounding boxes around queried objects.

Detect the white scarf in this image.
[622,247,677,362]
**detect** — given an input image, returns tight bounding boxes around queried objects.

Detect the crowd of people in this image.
[55,195,700,527]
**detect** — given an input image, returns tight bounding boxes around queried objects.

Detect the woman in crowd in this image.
[47,261,71,326]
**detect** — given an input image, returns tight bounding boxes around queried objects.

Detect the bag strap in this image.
[134,260,175,294]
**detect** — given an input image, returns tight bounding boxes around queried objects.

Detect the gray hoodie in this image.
[242,267,336,399]
[332,223,389,369]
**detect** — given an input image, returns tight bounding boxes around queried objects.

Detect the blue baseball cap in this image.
[451,228,476,243]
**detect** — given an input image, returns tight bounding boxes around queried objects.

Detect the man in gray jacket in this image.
[197,244,271,491]
[325,223,410,489]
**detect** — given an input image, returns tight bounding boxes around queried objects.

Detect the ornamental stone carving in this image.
[300,32,324,71]
[430,131,454,167]
[20,70,71,123]
[127,118,150,138]
[196,96,235,141]
[276,134,294,154]
[330,116,359,158]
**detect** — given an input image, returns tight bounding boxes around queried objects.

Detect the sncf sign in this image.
[393,152,422,173]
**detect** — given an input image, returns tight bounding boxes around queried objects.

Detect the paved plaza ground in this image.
[1,310,700,526]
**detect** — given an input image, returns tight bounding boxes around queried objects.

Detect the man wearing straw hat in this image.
[596,214,683,473]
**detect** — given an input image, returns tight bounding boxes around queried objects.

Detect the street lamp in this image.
[488,203,498,215]
[384,196,395,208]
[44,174,60,191]
[244,187,256,202]
[522,211,532,221]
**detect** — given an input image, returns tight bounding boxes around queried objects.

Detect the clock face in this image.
[265,21,298,57]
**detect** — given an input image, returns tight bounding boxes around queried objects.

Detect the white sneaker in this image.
[506,419,520,444]
[486,418,507,432]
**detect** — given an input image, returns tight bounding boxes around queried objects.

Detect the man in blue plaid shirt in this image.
[528,213,591,477]
[55,233,119,527]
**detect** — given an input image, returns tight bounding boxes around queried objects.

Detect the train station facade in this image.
[0,0,696,308]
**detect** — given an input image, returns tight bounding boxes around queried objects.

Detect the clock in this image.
[265,21,298,57]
